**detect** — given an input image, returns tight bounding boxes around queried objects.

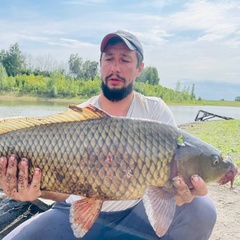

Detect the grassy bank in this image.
[180,119,240,185]
[167,99,240,107]
[1,92,240,107]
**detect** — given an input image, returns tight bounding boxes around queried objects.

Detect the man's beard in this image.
[101,79,134,102]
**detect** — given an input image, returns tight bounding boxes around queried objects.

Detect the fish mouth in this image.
[218,165,239,189]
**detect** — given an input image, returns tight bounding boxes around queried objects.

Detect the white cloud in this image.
[168,0,240,41]
[0,0,239,99]
[198,34,223,42]
[49,38,96,48]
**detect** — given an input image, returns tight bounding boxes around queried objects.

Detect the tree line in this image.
[0,42,200,102]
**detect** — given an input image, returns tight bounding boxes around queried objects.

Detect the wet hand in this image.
[173,175,208,206]
[0,154,42,201]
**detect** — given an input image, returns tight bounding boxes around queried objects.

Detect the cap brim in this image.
[100,33,136,52]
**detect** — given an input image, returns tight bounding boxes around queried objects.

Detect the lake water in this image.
[0,99,239,125]
[169,105,240,125]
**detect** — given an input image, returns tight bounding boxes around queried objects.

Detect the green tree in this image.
[182,85,191,101]
[0,50,5,63]
[46,71,64,97]
[82,60,99,80]
[136,68,147,83]
[0,43,25,76]
[175,80,181,92]
[235,96,240,101]
[190,83,195,100]
[148,67,160,85]
[68,53,83,79]
[0,64,8,90]
[136,66,160,85]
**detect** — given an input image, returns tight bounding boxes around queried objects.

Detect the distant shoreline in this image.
[0,95,84,104]
[0,94,240,107]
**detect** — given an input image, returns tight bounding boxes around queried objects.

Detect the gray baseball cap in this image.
[100,30,144,58]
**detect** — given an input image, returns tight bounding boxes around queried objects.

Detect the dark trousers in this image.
[4,196,216,240]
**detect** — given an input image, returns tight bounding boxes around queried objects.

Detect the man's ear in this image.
[136,63,144,77]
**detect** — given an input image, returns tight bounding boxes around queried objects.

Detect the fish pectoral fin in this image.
[70,198,103,238]
[143,186,176,238]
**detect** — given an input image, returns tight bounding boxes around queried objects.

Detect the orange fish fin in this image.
[0,104,110,135]
[143,186,176,237]
[70,198,103,238]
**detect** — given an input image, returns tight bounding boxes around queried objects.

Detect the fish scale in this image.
[0,117,177,199]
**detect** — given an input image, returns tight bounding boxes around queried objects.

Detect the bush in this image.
[235,96,240,101]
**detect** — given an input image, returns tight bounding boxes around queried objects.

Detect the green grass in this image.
[196,100,240,107]
[180,119,240,185]
[168,100,240,107]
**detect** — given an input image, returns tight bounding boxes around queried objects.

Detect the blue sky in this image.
[1,0,240,100]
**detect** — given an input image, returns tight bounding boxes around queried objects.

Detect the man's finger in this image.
[5,155,18,191]
[22,168,42,201]
[190,175,208,196]
[18,158,29,192]
[16,168,42,201]
[173,177,194,206]
[0,156,7,182]
[30,168,42,191]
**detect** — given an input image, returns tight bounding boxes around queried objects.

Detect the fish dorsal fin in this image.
[0,104,110,135]
[69,104,110,119]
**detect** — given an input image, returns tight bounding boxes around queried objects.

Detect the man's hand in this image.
[0,154,70,202]
[173,175,208,206]
[0,154,42,201]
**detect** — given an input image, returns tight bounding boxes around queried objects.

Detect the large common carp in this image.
[0,105,238,238]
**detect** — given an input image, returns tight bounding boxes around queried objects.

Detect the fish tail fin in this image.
[143,186,176,237]
[70,198,103,238]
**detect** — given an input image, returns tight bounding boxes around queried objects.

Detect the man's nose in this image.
[110,61,120,73]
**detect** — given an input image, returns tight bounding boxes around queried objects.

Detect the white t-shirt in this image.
[66,91,177,211]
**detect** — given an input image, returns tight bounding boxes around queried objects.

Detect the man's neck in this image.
[98,92,134,116]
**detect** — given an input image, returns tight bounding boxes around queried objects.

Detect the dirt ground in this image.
[208,183,240,240]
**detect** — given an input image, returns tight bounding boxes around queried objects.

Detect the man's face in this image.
[100,42,143,101]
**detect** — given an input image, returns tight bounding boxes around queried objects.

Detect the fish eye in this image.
[213,157,220,165]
